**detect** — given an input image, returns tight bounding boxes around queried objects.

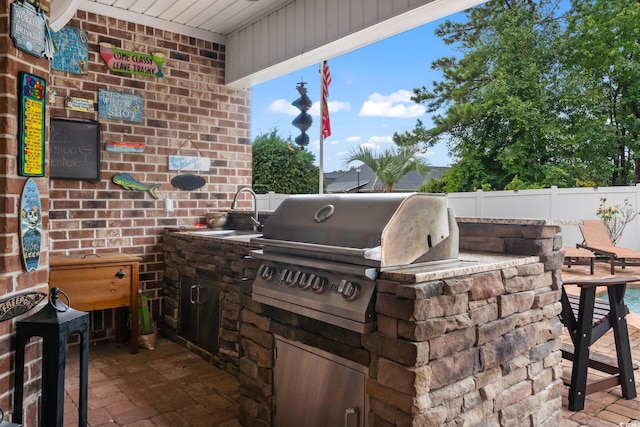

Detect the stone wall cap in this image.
[380,252,538,283]
[456,217,582,226]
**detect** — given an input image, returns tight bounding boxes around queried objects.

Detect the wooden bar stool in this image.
[561,276,638,411]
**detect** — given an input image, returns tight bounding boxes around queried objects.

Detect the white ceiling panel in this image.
[58,0,487,87]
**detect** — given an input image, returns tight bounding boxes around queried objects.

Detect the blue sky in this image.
[250,13,462,173]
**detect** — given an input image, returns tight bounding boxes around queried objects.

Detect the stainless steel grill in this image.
[250,193,458,333]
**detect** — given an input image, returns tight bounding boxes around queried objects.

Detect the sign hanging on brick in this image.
[10,1,46,58]
[98,89,143,122]
[99,42,165,78]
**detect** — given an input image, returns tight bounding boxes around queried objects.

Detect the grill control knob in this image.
[278,269,289,284]
[296,272,308,287]
[310,275,326,294]
[258,265,273,281]
[284,270,296,287]
[340,281,360,301]
[300,274,314,290]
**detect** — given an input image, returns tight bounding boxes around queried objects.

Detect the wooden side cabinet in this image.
[49,253,142,354]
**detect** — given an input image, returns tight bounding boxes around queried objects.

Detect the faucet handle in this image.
[250,216,261,230]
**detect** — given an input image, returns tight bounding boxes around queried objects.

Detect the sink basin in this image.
[184,229,262,239]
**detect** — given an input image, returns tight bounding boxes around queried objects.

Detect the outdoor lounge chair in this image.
[563,246,595,275]
[577,219,640,274]
[561,276,639,411]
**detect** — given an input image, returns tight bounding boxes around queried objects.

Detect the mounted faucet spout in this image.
[231,187,260,231]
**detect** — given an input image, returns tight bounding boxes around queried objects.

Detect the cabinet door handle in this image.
[344,407,358,427]
[190,285,197,304]
[116,269,126,279]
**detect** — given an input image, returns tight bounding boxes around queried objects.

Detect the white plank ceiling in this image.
[57,0,487,87]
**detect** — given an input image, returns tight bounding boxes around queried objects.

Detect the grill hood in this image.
[256,193,459,268]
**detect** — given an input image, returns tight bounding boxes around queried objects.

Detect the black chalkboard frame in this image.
[49,118,101,180]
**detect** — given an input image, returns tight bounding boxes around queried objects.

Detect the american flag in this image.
[320,60,332,138]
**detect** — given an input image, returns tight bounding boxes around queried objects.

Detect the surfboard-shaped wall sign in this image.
[20,178,42,272]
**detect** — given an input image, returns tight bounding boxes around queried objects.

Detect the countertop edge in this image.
[380,252,539,283]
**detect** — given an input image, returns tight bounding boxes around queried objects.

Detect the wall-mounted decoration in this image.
[112,173,160,199]
[99,42,165,78]
[20,178,42,272]
[52,27,89,74]
[65,96,94,112]
[168,155,211,172]
[98,89,143,122]
[171,175,206,191]
[10,1,45,58]
[18,72,45,177]
[0,291,46,322]
[50,118,101,180]
[169,139,207,190]
[106,141,145,153]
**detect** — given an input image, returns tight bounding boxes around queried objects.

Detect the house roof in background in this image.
[325,165,449,193]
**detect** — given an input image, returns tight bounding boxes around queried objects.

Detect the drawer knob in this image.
[116,269,126,280]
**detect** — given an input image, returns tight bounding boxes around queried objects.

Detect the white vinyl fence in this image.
[256,185,640,251]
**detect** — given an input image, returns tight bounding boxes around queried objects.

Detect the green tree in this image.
[344,146,430,192]
[562,0,640,185]
[252,129,319,194]
[399,0,572,191]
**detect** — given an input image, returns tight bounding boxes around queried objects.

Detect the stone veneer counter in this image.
[162,228,263,375]
[381,251,539,283]
[237,217,566,426]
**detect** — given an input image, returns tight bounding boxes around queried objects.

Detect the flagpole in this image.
[319,62,324,194]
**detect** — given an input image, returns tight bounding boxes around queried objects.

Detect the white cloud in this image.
[269,99,351,117]
[268,99,299,116]
[346,136,361,143]
[359,90,425,118]
[309,100,351,116]
[367,135,394,144]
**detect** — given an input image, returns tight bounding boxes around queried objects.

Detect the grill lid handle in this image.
[314,204,335,223]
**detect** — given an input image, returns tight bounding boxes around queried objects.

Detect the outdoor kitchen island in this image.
[239,214,565,427]
[163,209,565,426]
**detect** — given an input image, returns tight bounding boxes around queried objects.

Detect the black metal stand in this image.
[12,288,89,427]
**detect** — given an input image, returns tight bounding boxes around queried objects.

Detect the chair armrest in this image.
[563,276,640,288]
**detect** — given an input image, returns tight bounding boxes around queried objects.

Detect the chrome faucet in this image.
[231,187,260,231]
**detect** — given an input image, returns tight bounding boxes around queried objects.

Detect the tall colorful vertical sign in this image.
[19,72,46,177]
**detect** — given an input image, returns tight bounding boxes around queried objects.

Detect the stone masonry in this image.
[162,212,264,375]
[238,218,565,427]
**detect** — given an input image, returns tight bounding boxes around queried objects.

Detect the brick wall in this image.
[47,11,252,330]
[0,0,51,423]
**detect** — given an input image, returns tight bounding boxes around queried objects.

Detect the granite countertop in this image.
[167,229,263,245]
[380,251,539,283]
[456,217,582,226]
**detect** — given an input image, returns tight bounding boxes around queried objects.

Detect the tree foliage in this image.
[563,0,640,185]
[400,0,640,191]
[252,130,319,194]
[344,146,430,192]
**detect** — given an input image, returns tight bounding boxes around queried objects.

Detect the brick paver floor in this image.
[61,259,640,426]
[63,337,240,427]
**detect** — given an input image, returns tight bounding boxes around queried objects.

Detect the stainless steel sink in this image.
[184,229,262,239]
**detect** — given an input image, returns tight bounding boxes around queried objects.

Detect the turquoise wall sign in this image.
[98,89,143,122]
[10,1,45,58]
[52,27,89,74]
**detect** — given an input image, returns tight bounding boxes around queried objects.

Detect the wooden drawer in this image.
[49,263,133,311]
[49,253,141,353]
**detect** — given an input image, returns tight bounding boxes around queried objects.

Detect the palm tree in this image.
[344,146,430,192]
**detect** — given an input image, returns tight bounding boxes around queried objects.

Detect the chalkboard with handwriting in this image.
[50,118,101,180]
